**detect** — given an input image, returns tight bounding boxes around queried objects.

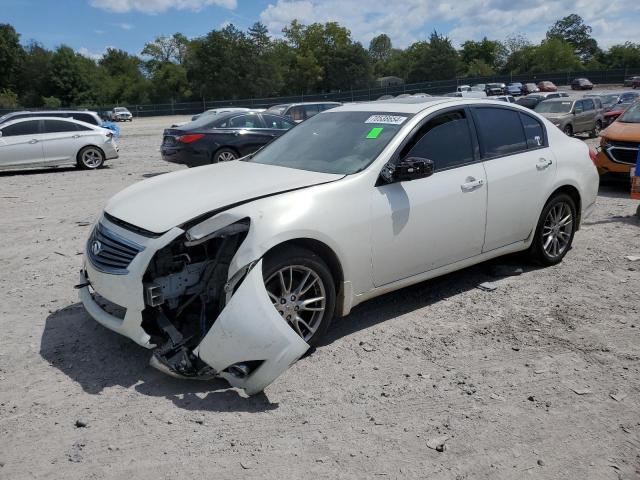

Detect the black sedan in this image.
[161,111,295,167]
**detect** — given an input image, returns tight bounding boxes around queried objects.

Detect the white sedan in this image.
[78,97,599,394]
[0,117,118,171]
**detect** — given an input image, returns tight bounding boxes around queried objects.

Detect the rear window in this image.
[44,119,79,133]
[520,114,545,149]
[473,107,527,158]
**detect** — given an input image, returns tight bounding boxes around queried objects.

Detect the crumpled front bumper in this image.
[79,226,310,394]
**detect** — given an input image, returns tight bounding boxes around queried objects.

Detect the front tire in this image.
[77,146,105,169]
[528,193,577,266]
[563,125,573,137]
[590,120,602,138]
[262,246,336,347]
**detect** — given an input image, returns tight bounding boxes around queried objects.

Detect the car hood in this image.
[538,113,570,121]
[602,121,640,141]
[105,162,344,233]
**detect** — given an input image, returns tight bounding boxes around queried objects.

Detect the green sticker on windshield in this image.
[366,127,383,139]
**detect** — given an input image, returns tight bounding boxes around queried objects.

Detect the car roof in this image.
[330,96,535,114]
[269,101,341,108]
[540,98,575,103]
[0,116,99,128]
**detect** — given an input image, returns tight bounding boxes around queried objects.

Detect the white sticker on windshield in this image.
[365,115,407,125]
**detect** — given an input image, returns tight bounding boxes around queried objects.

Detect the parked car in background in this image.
[445,91,487,99]
[457,85,471,92]
[535,98,603,137]
[493,95,516,103]
[506,83,523,96]
[623,76,640,88]
[0,109,120,137]
[522,83,540,94]
[537,81,558,92]
[266,102,341,123]
[377,95,395,100]
[603,101,637,126]
[191,107,249,122]
[112,107,133,122]
[0,117,118,171]
[516,92,569,110]
[485,83,505,96]
[161,111,294,167]
[80,97,598,394]
[571,78,594,90]
[595,101,640,177]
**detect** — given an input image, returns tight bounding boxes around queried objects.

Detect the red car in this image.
[537,81,558,92]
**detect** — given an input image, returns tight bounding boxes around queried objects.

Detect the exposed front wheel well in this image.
[264,238,344,309]
[547,185,582,229]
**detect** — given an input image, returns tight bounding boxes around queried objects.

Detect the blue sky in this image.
[3,0,639,59]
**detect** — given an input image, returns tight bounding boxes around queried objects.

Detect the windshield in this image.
[267,105,287,115]
[618,103,640,123]
[535,101,573,114]
[114,108,128,112]
[247,111,412,174]
[600,94,619,106]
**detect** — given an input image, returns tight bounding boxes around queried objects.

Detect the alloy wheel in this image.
[82,148,103,168]
[542,202,573,258]
[265,265,326,342]
[218,151,237,162]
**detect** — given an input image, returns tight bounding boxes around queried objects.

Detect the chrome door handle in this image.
[461,178,484,192]
[537,158,553,170]
[28,139,39,144]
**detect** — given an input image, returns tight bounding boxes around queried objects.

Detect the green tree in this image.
[406,32,461,83]
[369,34,392,61]
[531,37,582,72]
[17,42,52,106]
[49,46,93,105]
[0,24,24,91]
[546,14,599,62]
[142,33,190,65]
[460,37,506,72]
[599,42,640,69]
[0,88,18,108]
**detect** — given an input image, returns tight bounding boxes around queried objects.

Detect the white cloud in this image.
[90,0,236,14]
[259,0,640,49]
[115,22,134,30]
[77,46,115,60]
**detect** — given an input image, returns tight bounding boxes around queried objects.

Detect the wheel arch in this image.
[211,145,240,162]
[263,238,346,315]
[76,144,106,167]
[547,184,582,229]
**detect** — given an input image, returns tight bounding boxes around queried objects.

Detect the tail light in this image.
[588,147,598,165]
[177,134,204,144]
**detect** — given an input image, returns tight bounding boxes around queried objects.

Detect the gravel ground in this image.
[1,95,639,480]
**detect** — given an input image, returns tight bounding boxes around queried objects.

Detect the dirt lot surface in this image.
[1,94,639,479]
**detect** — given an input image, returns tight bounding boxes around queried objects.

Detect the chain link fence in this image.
[1,68,636,119]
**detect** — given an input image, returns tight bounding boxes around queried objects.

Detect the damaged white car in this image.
[78,97,599,395]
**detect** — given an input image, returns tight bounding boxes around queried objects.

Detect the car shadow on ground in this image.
[40,255,535,411]
[40,304,279,413]
[0,165,112,177]
[321,254,532,346]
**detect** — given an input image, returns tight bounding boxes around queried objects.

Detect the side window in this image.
[262,115,294,130]
[583,99,595,111]
[303,104,321,119]
[520,114,545,149]
[44,119,78,133]
[1,120,40,137]
[574,101,584,114]
[288,106,304,122]
[73,113,99,125]
[227,115,262,129]
[473,107,527,158]
[401,110,474,171]
[320,103,337,112]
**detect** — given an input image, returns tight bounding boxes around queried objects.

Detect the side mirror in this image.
[394,157,434,182]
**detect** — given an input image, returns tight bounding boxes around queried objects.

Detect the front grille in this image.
[606,142,639,165]
[87,222,144,275]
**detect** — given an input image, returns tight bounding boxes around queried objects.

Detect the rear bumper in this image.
[161,146,209,167]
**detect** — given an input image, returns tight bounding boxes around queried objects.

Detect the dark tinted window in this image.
[583,99,595,111]
[44,119,78,133]
[574,100,584,113]
[72,113,99,125]
[262,114,294,130]
[402,110,474,171]
[520,114,545,149]
[474,107,527,158]
[225,115,263,128]
[303,104,321,118]
[1,120,40,136]
[319,103,339,112]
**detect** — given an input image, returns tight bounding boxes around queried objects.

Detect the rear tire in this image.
[213,148,238,163]
[262,246,336,347]
[77,146,105,169]
[528,193,577,266]
[589,120,602,138]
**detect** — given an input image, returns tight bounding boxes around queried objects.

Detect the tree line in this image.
[1,14,639,109]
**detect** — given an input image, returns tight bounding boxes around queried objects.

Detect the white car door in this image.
[0,119,45,168]
[41,119,88,165]
[370,107,488,287]
[471,106,556,252]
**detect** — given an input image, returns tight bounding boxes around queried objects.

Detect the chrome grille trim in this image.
[87,222,145,275]
[606,144,639,165]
